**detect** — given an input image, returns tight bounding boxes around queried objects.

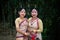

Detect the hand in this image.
[28,29,33,32]
[24,33,30,36]
[33,30,37,33]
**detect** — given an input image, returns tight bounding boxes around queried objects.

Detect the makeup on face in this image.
[20,9,26,13]
[31,9,38,17]
[19,9,26,18]
[32,11,37,13]
[31,9,37,13]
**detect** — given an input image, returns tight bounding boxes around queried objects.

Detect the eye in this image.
[21,11,23,13]
[35,12,37,13]
[21,11,26,13]
[32,11,35,13]
[32,11,37,13]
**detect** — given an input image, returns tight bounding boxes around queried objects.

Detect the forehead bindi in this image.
[32,11,37,13]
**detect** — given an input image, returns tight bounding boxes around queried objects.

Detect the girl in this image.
[15,8,29,40]
[28,9,43,40]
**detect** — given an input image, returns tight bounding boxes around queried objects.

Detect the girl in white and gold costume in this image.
[15,9,29,40]
[28,9,43,40]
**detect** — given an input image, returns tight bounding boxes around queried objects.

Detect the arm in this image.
[15,18,25,35]
[36,19,43,33]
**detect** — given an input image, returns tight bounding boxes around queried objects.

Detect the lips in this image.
[21,14,24,16]
[32,14,36,16]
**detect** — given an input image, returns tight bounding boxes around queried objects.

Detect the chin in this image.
[21,16,24,18]
[32,16,36,18]
[22,17,24,18]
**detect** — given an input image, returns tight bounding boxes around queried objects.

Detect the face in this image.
[19,9,26,18]
[31,9,38,17]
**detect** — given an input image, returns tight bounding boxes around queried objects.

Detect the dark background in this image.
[0,0,59,40]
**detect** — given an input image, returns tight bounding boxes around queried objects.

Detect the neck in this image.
[32,17,37,20]
[20,17,24,20]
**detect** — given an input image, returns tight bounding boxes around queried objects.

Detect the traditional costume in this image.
[15,18,28,40]
[28,17,43,40]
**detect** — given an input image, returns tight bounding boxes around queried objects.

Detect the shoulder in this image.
[37,18,43,22]
[15,17,20,22]
[24,18,28,21]
[28,17,32,21]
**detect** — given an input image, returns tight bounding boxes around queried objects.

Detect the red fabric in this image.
[31,36,35,40]
[30,18,39,40]
[31,34,36,40]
